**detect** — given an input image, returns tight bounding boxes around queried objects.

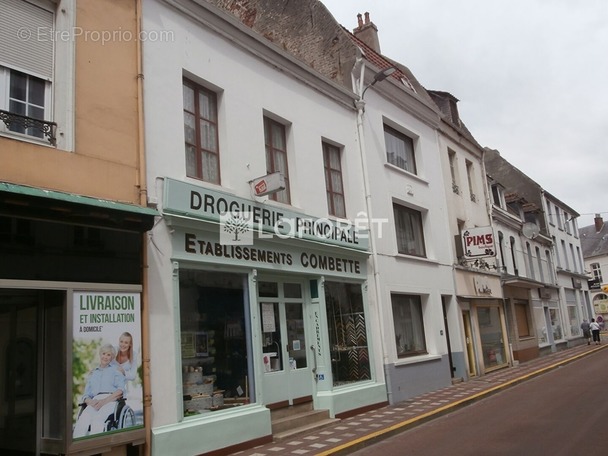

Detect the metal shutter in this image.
[0,0,54,80]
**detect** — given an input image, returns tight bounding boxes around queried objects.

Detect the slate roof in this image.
[580,219,608,259]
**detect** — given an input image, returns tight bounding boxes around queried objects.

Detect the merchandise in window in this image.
[324,282,370,386]
[391,294,427,357]
[179,270,252,416]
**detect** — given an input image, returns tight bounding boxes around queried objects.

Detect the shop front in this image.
[149,179,387,455]
[0,184,156,456]
[455,271,509,377]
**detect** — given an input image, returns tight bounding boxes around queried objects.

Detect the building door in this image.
[0,289,64,456]
[462,311,477,378]
[258,281,313,407]
[477,304,509,371]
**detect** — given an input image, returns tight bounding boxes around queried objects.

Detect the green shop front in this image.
[149,179,387,455]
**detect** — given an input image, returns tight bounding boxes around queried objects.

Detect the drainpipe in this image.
[353,57,393,404]
[135,0,152,454]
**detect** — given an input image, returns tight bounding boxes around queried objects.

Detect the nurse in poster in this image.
[72,292,144,440]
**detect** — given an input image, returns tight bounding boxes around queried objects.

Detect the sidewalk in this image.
[232,342,606,456]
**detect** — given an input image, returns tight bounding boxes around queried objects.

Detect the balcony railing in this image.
[0,109,57,146]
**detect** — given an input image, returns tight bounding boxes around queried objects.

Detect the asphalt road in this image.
[349,348,608,456]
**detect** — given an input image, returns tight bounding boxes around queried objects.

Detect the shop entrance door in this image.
[462,311,477,378]
[0,289,64,456]
[258,281,313,407]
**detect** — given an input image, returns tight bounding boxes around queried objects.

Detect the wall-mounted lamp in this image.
[361,66,397,99]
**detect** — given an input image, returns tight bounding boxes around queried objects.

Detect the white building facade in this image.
[141,1,386,454]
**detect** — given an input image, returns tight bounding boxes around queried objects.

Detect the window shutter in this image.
[0,0,54,80]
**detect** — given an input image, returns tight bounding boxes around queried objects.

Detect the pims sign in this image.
[461,226,495,258]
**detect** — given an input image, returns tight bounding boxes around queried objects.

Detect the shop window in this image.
[324,282,370,386]
[384,124,416,174]
[478,306,507,367]
[393,203,426,257]
[264,116,291,203]
[549,308,563,341]
[179,270,251,415]
[323,142,346,218]
[514,302,531,338]
[183,79,220,183]
[391,294,427,357]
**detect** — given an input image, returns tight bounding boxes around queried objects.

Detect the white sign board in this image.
[462,226,495,258]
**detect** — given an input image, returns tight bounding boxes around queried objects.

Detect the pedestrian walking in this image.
[590,318,601,345]
[581,319,591,345]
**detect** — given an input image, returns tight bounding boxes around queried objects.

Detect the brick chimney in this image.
[595,213,604,232]
[353,12,381,53]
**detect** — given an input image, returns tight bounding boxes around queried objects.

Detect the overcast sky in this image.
[321,0,607,228]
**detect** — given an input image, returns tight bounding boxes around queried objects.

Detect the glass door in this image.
[0,289,64,456]
[258,281,312,406]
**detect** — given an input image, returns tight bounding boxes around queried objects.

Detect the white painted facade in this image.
[141,1,386,454]
[352,62,457,403]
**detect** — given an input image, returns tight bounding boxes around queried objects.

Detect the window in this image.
[535,246,544,282]
[392,294,426,357]
[323,142,346,217]
[592,263,603,282]
[448,149,459,194]
[510,236,518,275]
[324,282,370,386]
[183,79,220,183]
[564,213,571,234]
[547,201,554,225]
[465,159,476,202]
[0,0,60,145]
[526,242,535,279]
[514,302,531,338]
[393,203,426,257]
[179,270,252,413]
[264,116,291,203]
[545,250,554,283]
[491,184,505,209]
[561,240,569,270]
[384,125,416,174]
[555,207,563,229]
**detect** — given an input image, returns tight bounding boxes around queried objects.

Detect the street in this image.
[349,347,608,456]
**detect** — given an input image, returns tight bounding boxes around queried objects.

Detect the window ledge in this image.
[394,253,439,265]
[383,163,429,185]
[394,354,441,367]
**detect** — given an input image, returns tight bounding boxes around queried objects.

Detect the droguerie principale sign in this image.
[461,226,495,258]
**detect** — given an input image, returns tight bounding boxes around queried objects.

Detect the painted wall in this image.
[0,0,141,204]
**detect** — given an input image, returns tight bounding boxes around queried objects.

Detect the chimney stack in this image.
[353,12,381,53]
[595,213,604,232]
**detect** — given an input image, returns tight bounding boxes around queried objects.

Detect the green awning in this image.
[0,181,158,231]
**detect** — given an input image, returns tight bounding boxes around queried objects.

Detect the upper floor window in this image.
[393,203,426,257]
[448,149,459,194]
[384,125,416,174]
[183,79,220,184]
[392,294,427,357]
[491,183,505,209]
[547,201,554,225]
[322,142,346,218]
[0,0,58,146]
[465,159,476,202]
[264,116,291,204]
[555,207,563,230]
[592,263,603,282]
[564,213,571,234]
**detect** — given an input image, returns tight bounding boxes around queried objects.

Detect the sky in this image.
[320,0,608,228]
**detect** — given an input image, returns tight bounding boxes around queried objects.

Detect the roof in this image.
[580,220,608,259]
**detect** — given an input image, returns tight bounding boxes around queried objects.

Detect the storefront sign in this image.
[163,178,369,251]
[174,229,367,278]
[72,292,143,440]
[461,226,495,258]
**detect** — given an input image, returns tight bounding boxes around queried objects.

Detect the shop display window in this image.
[324,282,371,386]
[179,270,252,415]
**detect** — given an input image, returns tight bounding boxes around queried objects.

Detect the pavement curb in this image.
[317,345,606,456]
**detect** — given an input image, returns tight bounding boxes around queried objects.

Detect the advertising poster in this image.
[72,292,143,440]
